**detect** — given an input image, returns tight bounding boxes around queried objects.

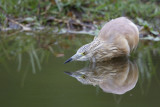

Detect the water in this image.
[0,31,160,107]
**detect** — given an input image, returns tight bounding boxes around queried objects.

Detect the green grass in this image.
[0,0,160,28]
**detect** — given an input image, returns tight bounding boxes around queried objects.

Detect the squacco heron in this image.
[64,17,139,63]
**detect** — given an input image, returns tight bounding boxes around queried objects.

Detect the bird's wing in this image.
[98,17,139,52]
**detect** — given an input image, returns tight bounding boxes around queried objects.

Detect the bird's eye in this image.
[82,52,86,55]
[81,75,86,79]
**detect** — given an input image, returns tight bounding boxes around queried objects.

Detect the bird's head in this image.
[64,43,91,64]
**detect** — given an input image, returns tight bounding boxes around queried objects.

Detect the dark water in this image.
[0,32,160,107]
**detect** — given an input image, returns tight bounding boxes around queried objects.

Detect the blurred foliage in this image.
[0,31,92,73]
[1,0,160,19]
[0,0,160,31]
[0,31,160,75]
[136,40,160,94]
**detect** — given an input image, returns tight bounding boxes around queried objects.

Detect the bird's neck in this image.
[89,38,129,62]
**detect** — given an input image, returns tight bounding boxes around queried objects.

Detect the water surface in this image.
[0,31,160,107]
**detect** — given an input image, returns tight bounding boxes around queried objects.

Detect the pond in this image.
[0,31,160,107]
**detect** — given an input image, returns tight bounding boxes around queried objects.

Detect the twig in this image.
[7,18,31,31]
[53,18,95,29]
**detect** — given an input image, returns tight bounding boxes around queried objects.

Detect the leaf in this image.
[150,30,159,36]
[29,51,36,74]
[17,53,22,72]
[24,17,36,22]
[141,35,160,41]
[32,48,41,70]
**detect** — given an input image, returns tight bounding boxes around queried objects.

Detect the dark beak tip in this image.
[64,71,72,76]
[64,58,72,64]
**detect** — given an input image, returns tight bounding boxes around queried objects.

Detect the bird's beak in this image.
[64,71,73,76]
[64,53,82,64]
[64,58,73,64]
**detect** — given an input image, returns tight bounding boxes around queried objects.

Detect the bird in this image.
[65,57,139,95]
[64,17,139,63]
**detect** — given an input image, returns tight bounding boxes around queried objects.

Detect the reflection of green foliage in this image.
[136,41,160,94]
[0,31,92,73]
[0,32,39,73]
[0,31,160,95]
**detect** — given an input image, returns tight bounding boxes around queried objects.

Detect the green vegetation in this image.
[0,31,160,73]
[0,31,92,72]
[0,0,160,31]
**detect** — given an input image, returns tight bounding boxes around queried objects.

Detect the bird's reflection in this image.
[65,57,139,95]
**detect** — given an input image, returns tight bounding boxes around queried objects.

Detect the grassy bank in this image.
[0,0,160,31]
